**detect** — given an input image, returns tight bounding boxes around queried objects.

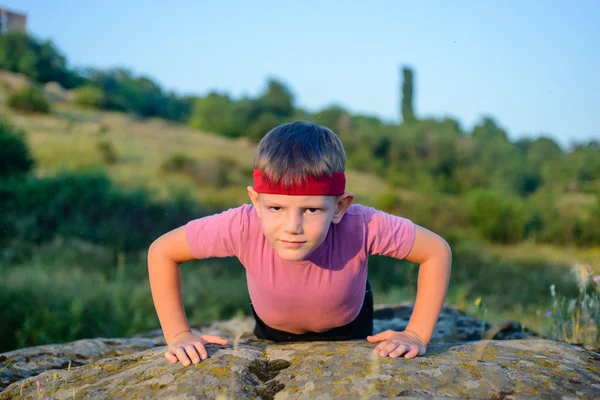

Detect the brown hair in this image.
[254,121,346,187]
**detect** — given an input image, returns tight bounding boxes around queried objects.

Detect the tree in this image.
[0,32,81,89]
[401,66,416,124]
[258,78,295,118]
[189,92,247,137]
[0,118,34,179]
[7,85,51,113]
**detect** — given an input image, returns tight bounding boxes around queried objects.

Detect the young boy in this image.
[148,121,452,366]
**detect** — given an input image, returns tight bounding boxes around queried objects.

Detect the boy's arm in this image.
[147,226,196,344]
[402,224,452,344]
[367,216,451,358]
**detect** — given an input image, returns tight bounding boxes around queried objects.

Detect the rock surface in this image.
[1,304,599,399]
[0,338,157,392]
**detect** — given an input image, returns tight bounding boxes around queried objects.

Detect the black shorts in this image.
[251,281,373,342]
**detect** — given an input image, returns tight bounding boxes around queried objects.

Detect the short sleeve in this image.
[362,205,416,259]
[185,205,247,259]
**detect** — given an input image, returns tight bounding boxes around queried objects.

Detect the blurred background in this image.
[0,1,598,352]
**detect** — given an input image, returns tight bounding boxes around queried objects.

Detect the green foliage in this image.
[258,78,295,118]
[247,112,280,141]
[188,78,295,140]
[313,105,352,138]
[162,153,197,174]
[0,117,34,179]
[0,32,82,88]
[0,172,211,256]
[0,32,192,120]
[189,92,246,137]
[467,189,528,243]
[0,235,581,352]
[539,264,600,350]
[95,139,119,164]
[74,85,106,108]
[86,68,192,121]
[7,85,51,113]
[0,258,249,352]
[372,191,402,212]
[161,153,236,187]
[401,66,415,123]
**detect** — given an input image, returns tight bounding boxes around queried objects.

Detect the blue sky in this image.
[5,0,599,147]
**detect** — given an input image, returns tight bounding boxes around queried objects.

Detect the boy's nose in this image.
[284,213,303,234]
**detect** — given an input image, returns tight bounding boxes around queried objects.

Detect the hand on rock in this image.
[367,329,427,359]
[165,331,229,366]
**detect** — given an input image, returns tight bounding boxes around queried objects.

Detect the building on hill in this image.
[0,7,27,34]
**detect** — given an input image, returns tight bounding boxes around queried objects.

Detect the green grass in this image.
[0,247,250,353]
[2,234,592,352]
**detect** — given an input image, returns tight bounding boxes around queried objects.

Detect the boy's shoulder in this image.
[345,203,376,216]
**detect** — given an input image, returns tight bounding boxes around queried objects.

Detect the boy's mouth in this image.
[280,240,306,247]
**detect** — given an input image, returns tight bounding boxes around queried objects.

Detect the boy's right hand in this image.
[165,331,229,366]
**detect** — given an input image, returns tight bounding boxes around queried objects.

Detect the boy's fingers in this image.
[201,335,229,345]
[367,330,393,343]
[388,346,406,358]
[185,345,201,364]
[380,343,403,357]
[175,347,191,366]
[404,347,420,359]
[165,352,178,363]
[372,340,390,354]
[193,342,209,360]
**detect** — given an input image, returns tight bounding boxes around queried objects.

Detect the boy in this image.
[148,121,452,366]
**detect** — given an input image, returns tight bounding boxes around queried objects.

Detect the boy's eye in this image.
[305,208,320,214]
[269,207,282,212]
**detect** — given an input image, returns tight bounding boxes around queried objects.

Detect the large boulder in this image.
[1,304,599,399]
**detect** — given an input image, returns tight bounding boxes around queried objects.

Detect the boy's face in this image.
[247,189,354,261]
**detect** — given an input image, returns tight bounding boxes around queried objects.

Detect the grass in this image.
[0,251,250,353]
[489,241,600,274]
[537,263,600,349]
[2,100,388,209]
[0,236,591,353]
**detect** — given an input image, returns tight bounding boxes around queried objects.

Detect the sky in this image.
[5,0,600,148]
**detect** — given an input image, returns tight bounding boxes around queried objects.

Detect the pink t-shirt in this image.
[185,203,415,333]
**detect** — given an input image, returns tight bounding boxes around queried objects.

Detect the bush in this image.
[467,189,528,243]
[74,85,106,108]
[0,172,212,256]
[161,153,233,187]
[96,139,119,164]
[7,85,51,113]
[162,153,197,173]
[0,118,35,179]
[540,264,600,350]
[0,258,249,352]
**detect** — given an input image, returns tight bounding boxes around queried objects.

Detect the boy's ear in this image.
[247,186,261,217]
[332,192,354,224]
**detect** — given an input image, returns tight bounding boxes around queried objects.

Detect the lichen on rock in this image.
[1,304,599,399]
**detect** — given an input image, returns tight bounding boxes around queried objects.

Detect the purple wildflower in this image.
[544,311,552,317]
[593,275,600,284]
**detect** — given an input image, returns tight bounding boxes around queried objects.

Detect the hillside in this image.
[1,71,598,273]
[0,73,391,209]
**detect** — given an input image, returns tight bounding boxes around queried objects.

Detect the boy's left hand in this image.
[367,330,427,359]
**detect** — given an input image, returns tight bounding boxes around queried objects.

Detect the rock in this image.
[1,304,598,399]
[43,82,67,102]
[372,303,538,343]
[1,339,599,399]
[0,338,157,391]
[0,71,31,92]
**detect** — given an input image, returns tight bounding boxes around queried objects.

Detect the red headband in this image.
[253,169,346,196]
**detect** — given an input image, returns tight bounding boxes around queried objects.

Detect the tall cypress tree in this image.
[401,66,415,124]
